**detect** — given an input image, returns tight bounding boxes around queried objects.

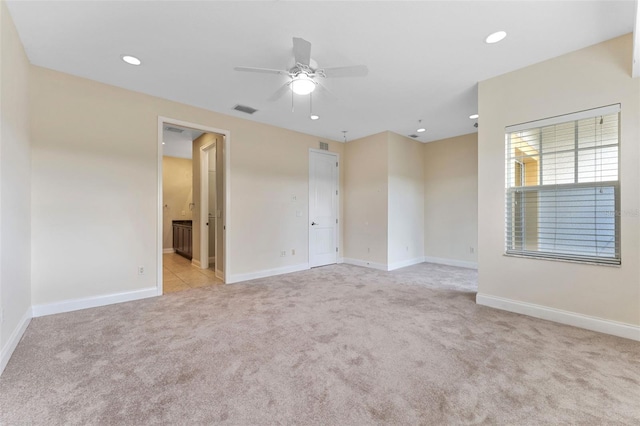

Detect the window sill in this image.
[503,253,621,268]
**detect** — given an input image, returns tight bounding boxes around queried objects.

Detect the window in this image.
[505,105,620,265]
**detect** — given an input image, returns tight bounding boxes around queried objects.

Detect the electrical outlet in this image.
[470,247,475,254]
[367,247,370,253]
[406,246,409,251]
[138,266,145,275]
[181,210,186,216]
[291,195,297,202]
[291,249,296,255]
[280,251,286,257]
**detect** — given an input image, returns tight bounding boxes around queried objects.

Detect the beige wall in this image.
[344,132,389,265]
[162,156,193,250]
[344,131,426,268]
[388,132,425,265]
[424,133,478,266]
[478,34,640,326]
[0,0,31,363]
[30,65,344,305]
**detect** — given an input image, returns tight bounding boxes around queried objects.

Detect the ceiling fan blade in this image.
[292,37,312,66]
[234,66,288,75]
[267,83,291,102]
[316,81,339,102]
[322,65,369,78]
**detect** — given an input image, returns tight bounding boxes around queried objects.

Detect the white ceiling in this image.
[7,1,637,143]
[162,125,204,160]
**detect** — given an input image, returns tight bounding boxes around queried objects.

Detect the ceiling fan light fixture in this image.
[310,114,319,120]
[417,128,426,133]
[290,74,316,95]
[469,114,479,119]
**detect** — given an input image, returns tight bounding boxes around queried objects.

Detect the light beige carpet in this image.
[1,263,639,425]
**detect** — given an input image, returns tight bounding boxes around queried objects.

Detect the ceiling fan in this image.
[234,37,368,101]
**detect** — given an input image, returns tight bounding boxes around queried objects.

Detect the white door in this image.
[309,150,338,267]
[208,169,216,264]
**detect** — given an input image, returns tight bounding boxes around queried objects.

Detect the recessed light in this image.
[485,31,506,44]
[469,114,479,119]
[162,142,165,145]
[310,115,319,120]
[417,128,426,133]
[121,55,141,66]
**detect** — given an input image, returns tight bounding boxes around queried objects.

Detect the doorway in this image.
[157,117,230,295]
[309,149,339,268]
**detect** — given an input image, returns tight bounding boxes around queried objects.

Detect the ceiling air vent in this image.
[408,134,419,138]
[233,104,258,115]
[165,126,184,133]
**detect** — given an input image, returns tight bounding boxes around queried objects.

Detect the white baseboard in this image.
[209,256,215,263]
[227,263,310,284]
[476,293,640,341]
[424,256,478,270]
[31,287,158,318]
[342,258,388,271]
[337,257,344,264]
[215,269,223,281]
[162,248,175,254]
[192,259,201,268]
[1,308,32,376]
[388,257,426,271]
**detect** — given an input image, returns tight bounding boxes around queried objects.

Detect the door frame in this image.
[157,117,231,294]
[308,148,340,267]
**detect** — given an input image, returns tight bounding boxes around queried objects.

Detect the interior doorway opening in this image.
[158,117,230,294]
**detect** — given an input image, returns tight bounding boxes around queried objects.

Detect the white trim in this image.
[191,259,201,268]
[632,0,639,78]
[31,287,158,318]
[342,257,388,271]
[476,293,640,341]
[158,116,230,291]
[227,263,310,284]
[215,270,223,280]
[163,248,175,254]
[424,256,478,270]
[337,257,344,264]
[506,104,620,133]
[388,257,425,271]
[0,308,32,376]
[157,118,164,296]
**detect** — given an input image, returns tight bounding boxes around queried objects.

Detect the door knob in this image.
[311,222,318,226]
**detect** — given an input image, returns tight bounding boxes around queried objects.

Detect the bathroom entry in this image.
[160,122,227,293]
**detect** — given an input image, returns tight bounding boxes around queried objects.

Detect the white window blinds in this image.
[505,104,621,265]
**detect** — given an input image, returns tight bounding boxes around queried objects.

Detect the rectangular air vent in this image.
[165,126,184,133]
[408,134,419,138]
[319,141,329,151]
[233,104,258,115]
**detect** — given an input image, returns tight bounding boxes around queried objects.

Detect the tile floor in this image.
[163,253,223,293]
